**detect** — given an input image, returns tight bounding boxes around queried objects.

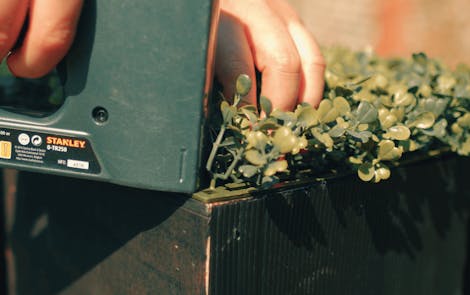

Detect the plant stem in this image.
[206,124,227,172]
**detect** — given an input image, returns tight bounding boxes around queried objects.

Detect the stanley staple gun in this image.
[0,0,219,193]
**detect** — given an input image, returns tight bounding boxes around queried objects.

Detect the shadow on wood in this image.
[208,156,470,295]
[6,172,208,294]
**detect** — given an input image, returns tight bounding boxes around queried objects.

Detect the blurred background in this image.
[288,0,470,67]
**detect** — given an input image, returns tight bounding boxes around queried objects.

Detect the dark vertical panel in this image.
[209,156,470,295]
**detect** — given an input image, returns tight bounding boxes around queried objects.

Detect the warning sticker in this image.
[0,141,11,159]
[0,128,100,174]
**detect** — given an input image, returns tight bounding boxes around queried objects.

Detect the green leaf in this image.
[372,73,388,89]
[255,119,280,131]
[357,124,369,131]
[264,160,288,176]
[378,109,398,129]
[378,140,403,161]
[410,112,435,129]
[328,125,346,137]
[236,74,252,97]
[422,97,448,117]
[349,156,363,164]
[355,101,378,123]
[422,119,447,137]
[239,165,258,178]
[295,104,318,127]
[437,74,456,94]
[240,108,258,124]
[240,105,257,113]
[333,96,351,115]
[246,131,268,150]
[347,130,372,143]
[272,126,297,153]
[457,113,470,128]
[312,129,334,148]
[260,96,272,116]
[394,92,415,107]
[221,101,236,123]
[271,110,297,127]
[375,164,391,180]
[245,149,267,166]
[358,163,375,181]
[383,125,411,140]
[418,84,432,97]
[458,137,470,156]
[239,117,251,130]
[318,99,339,123]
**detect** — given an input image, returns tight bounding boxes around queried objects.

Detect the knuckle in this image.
[0,31,12,52]
[305,54,326,71]
[40,26,75,51]
[0,31,9,46]
[270,51,301,74]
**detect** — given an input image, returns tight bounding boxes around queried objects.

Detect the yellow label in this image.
[0,141,12,159]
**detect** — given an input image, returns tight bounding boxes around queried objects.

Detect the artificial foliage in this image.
[206,47,470,188]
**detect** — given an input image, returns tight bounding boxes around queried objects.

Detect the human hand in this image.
[0,0,83,78]
[215,0,325,111]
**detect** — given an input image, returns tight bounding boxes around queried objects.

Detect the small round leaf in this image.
[375,165,391,180]
[264,160,288,176]
[236,74,252,97]
[246,131,268,150]
[272,126,297,153]
[271,110,297,127]
[385,125,411,140]
[379,109,398,129]
[239,165,258,178]
[457,113,470,128]
[245,149,267,166]
[318,100,339,123]
[296,105,319,127]
[358,163,375,181]
[260,96,273,116]
[378,140,403,161]
[328,125,346,138]
[240,108,258,124]
[256,119,280,131]
[333,96,350,115]
[413,112,435,129]
[394,92,415,107]
[355,101,378,123]
[221,101,236,123]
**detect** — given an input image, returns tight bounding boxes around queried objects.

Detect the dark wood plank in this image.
[208,156,470,295]
[6,172,209,295]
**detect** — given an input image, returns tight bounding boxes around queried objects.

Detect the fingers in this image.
[218,0,325,111]
[287,24,325,107]
[270,0,325,107]
[0,0,28,60]
[7,0,84,78]
[234,0,301,111]
[215,11,257,106]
